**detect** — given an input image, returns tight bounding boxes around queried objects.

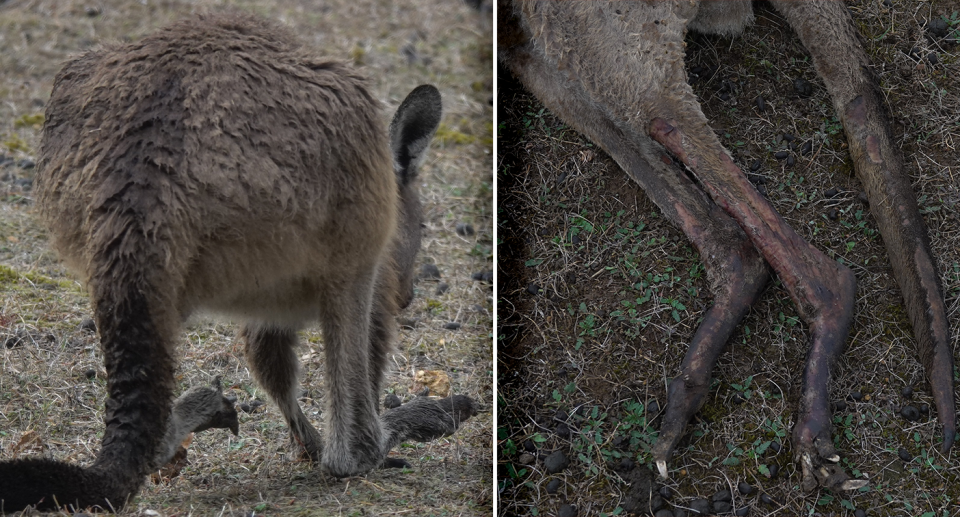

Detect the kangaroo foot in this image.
[793,404,867,492]
[381,395,478,453]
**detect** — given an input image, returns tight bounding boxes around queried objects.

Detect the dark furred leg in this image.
[500,22,770,479]
[368,297,393,411]
[242,324,324,461]
[774,0,956,456]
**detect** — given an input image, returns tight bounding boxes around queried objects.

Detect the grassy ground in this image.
[499,1,960,516]
[0,0,492,515]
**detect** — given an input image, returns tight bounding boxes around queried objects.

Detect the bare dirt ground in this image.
[498,1,960,516]
[0,0,492,515]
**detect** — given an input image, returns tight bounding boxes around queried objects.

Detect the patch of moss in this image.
[2,133,30,153]
[435,122,476,145]
[13,113,44,129]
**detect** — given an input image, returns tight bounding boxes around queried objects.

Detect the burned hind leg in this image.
[242,324,324,461]
[775,0,955,457]
[501,40,770,478]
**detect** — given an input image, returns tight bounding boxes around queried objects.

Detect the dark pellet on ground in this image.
[435,282,449,295]
[928,18,949,38]
[858,191,869,204]
[750,159,762,172]
[659,485,673,500]
[735,507,750,517]
[801,140,812,155]
[774,151,789,160]
[455,222,475,237]
[786,154,795,166]
[920,404,929,414]
[901,386,913,398]
[558,504,577,517]
[689,498,711,515]
[714,502,732,514]
[854,508,867,517]
[824,187,838,198]
[527,283,540,296]
[647,399,660,415]
[420,263,441,280]
[712,489,732,503]
[79,317,97,332]
[767,464,779,478]
[556,423,570,440]
[827,208,838,220]
[848,390,863,401]
[900,405,920,421]
[760,493,776,505]
[655,510,674,517]
[544,451,569,474]
[770,441,782,454]
[555,410,568,421]
[928,53,939,65]
[833,400,847,411]
[898,447,913,462]
[757,184,767,197]
[756,95,766,112]
[384,393,401,409]
[443,322,461,330]
[84,368,97,379]
[738,481,754,495]
[720,93,730,101]
[523,439,537,452]
[783,133,795,142]
[793,78,813,97]
[546,478,562,494]
[618,458,635,471]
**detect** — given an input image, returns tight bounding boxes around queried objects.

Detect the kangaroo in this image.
[500,0,954,492]
[0,13,476,513]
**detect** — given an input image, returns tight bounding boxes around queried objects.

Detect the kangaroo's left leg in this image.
[243,324,324,461]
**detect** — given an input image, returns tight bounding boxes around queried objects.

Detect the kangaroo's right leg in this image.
[243,324,324,461]
[500,11,770,480]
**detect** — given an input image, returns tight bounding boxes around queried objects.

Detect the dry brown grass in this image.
[0,0,492,515]
[499,1,960,516]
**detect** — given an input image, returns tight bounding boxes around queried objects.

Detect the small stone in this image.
[384,393,401,409]
[901,386,913,398]
[714,501,732,514]
[898,447,912,462]
[793,78,813,98]
[527,283,541,296]
[801,140,812,155]
[544,451,569,474]
[900,405,920,421]
[854,508,867,517]
[546,478,562,494]
[420,264,441,280]
[755,96,766,112]
[84,368,97,379]
[79,317,97,332]
[455,222,475,237]
[774,151,789,160]
[737,481,754,495]
[689,498,711,515]
[435,282,449,295]
[518,453,536,465]
[443,322,462,330]
[558,504,577,517]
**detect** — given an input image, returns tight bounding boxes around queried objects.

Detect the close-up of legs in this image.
[498,1,958,515]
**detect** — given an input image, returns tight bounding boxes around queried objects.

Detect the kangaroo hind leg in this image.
[243,324,324,461]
